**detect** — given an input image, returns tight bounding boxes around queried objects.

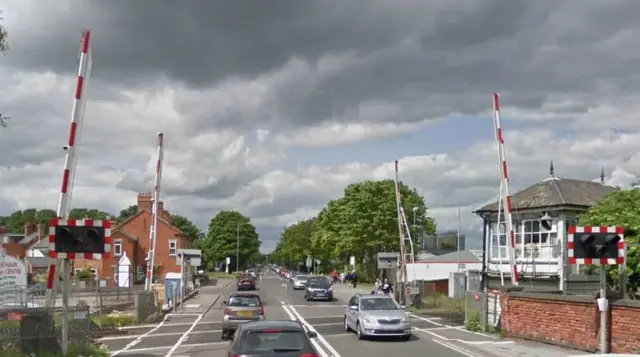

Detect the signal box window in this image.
[169,240,177,256]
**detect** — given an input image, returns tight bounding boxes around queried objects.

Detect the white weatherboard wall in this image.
[407,262,482,282]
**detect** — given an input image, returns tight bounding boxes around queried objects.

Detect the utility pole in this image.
[236,224,240,273]
[457,203,461,271]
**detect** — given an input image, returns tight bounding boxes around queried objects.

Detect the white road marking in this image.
[99,329,221,341]
[184,304,202,309]
[281,302,329,357]
[410,314,498,339]
[109,341,228,355]
[164,313,205,357]
[304,315,345,319]
[168,312,200,315]
[433,339,480,357]
[118,321,220,330]
[413,327,512,345]
[288,304,342,357]
[111,313,172,356]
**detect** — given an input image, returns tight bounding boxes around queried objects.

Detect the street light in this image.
[412,207,419,249]
[236,223,251,273]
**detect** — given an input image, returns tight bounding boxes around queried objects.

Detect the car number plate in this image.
[237,311,252,317]
[316,292,325,296]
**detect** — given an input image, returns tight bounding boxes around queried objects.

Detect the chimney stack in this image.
[137,192,153,212]
[24,221,37,237]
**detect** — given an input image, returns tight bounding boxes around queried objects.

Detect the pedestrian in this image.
[351,269,358,289]
[331,269,339,285]
[340,272,345,284]
[372,278,382,295]
[381,278,393,296]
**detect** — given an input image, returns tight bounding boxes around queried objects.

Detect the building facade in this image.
[72,193,193,287]
[474,170,615,292]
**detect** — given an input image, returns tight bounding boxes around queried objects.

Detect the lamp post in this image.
[456,203,461,271]
[236,224,240,273]
[412,207,419,249]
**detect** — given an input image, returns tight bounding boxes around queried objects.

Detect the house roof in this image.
[112,228,138,241]
[117,209,184,239]
[475,177,616,214]
[417,250,481,263]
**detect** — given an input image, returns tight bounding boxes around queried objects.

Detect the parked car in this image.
[344,293,411,340]
[227,320,319,357]
[221,292,265,339]
[304,277,333,301]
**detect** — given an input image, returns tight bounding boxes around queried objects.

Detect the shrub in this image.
[465,311,481,332]
[92,313,137,328]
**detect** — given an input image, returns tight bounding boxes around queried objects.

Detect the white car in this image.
[292,275,309,290]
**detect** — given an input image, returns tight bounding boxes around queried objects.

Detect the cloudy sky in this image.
[1,0,639,253]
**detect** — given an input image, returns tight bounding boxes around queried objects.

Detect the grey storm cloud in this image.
[11,0,640,132]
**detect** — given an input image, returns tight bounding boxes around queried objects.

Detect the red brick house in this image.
[73,193,194,287]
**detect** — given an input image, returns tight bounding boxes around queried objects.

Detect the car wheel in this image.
[356,322,364,340]
[221,329,228,340]
[344,316,351,332]
[401,334,411,341]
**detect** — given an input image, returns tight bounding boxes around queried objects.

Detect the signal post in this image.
[567,225,625,354]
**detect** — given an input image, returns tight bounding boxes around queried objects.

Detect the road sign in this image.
[306,256,312,267]
[226,257,231,265]
[315,259,321,264]
[349,256,356,266]
[405,286,419,296]
[567,226,625,265]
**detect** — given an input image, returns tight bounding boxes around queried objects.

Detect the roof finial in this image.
[600,166,605,184]
[549,160,554,177]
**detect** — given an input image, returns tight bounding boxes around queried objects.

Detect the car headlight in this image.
[327,287,333,292]
[401,317,409,323]
[307,287,313,291]
[362,317,374,324]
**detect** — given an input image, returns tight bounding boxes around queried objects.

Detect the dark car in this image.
[237,274,257,291]
[228,320,319,357]
[304,277,333,301]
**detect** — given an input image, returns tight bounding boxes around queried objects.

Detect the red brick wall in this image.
[500,292,640,353]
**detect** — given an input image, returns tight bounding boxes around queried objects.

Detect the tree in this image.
[272,218,316,268]
[117,205,138,222]
[201,211,260,271]
[172,215,200,242]
[310,179,436,280]
[579,189,640,295]
[0,208,114,233]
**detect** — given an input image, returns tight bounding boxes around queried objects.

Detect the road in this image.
[99,272,524,357]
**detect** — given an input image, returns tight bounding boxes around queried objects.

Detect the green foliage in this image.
[272,218,316,268]
[0,208,114,233]
[579,189,640,294]
[117,205,138,222]
[92,313,137,328]
[273,179,435,281]
[465,311,481,331]
[172,215,200,242]
[4,343,108,357]
[201,211,260,270]
[75,267,93,281]
[0,16,7,53]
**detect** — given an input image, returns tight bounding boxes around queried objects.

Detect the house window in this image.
[113,239,122,256]
[169,240,177,256]
[490,223,507,260]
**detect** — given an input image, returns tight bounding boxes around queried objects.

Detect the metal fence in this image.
[464,291,488,332]
[0,305,92,354]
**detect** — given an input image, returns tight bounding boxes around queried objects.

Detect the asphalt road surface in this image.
[100,273,510,357]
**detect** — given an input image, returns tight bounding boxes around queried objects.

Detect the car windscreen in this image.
[238,330,311,354]
[307,278,329,285]
[228,295,261,307]
[360,298,400,311]
[295,275,308,281]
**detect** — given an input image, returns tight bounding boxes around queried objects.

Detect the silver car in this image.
[344,294,411,340]
[221,292,265,339]
[292,275,308,290]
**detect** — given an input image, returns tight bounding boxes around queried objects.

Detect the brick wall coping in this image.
[506,290,640,308]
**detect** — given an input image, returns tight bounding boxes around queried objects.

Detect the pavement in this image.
[99,273,585,357]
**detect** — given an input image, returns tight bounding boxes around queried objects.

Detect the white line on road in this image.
[167,312,201,316]
[281,302,329,357]
[164,313,204,357]
[110,313,172,356]
[413,327,512,345]
[288,304,342,357]
[432,339,480,357]
[99,329,222,341]
[109,341,228,355]
[118,321,219,330]
[411,314,497,340]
